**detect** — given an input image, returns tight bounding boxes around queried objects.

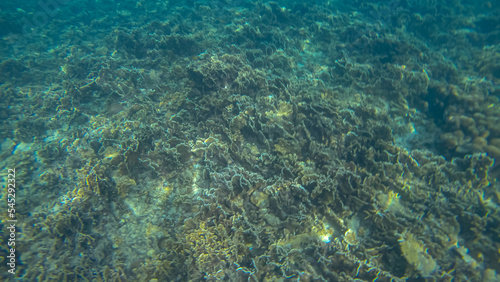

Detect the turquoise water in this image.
[0,0,499,281]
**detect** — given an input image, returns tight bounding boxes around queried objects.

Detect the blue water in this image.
[0,0,499,281]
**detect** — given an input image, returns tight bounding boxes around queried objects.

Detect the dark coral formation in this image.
[0,0,499,281]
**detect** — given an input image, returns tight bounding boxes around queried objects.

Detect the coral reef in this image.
[0,0,499,281]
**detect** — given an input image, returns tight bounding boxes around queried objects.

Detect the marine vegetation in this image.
[0,0,499,281]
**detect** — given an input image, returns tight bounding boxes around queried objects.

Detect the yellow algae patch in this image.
[398,230,438,277]
[275,100,293,117]
[311,221,335,244]
[265,101,293,117]
[343,229,359,247]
